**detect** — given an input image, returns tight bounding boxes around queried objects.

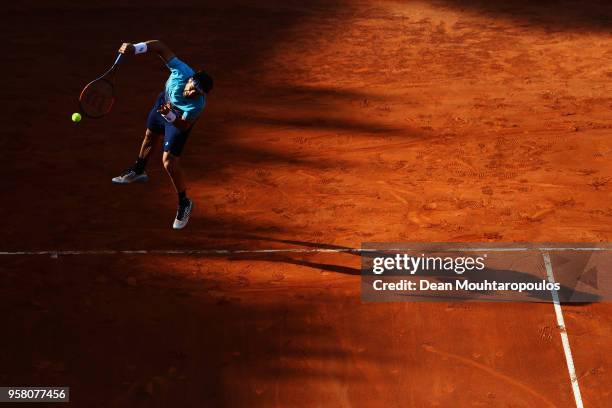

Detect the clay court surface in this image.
[3,0,612,406]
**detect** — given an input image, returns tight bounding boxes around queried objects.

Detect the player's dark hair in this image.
[194,70,213,94]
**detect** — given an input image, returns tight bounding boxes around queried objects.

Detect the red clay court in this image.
[3,1,612,406]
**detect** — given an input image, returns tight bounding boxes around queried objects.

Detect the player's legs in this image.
[163,123,193,229]
[111,128,162,184]
[138,129,162,163]
[162,151,186,194]
[112,92,166,184]
[164,151,193,229]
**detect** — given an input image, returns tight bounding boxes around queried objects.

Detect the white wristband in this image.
[162,110,177,123]
[134,42,148,54]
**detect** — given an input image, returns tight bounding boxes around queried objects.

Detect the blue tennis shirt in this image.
[164,57,205,120]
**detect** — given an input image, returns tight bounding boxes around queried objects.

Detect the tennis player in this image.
[111,40,213,229]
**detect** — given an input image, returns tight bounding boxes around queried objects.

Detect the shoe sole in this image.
[112,175,149,184]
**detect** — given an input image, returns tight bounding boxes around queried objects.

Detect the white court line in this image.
[0,249,363,256]
[0,247,610,256]
[542,251,584,408]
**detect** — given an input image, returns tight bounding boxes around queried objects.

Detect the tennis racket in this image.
[78,53,124,119]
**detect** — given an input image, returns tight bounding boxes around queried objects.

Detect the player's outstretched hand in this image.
[118,43,135,54]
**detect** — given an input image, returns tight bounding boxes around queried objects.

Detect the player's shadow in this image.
[224,234,394,259]
[222,234,360,252]
[228,252,362,276]
[214,234,384,276]
[430,0,612,32]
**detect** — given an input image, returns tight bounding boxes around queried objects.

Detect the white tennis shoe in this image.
[112,168,149,184]
[173,198,193,230]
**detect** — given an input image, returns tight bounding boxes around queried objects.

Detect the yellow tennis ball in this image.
[71,112,82,123]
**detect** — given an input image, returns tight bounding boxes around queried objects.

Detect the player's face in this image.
[183,78,200,99]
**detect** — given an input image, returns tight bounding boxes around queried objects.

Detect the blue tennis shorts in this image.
[146,92,193,156]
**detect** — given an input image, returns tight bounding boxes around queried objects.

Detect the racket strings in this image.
[80,79,114,118]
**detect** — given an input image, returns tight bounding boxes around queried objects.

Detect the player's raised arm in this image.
[118,40,176,62]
